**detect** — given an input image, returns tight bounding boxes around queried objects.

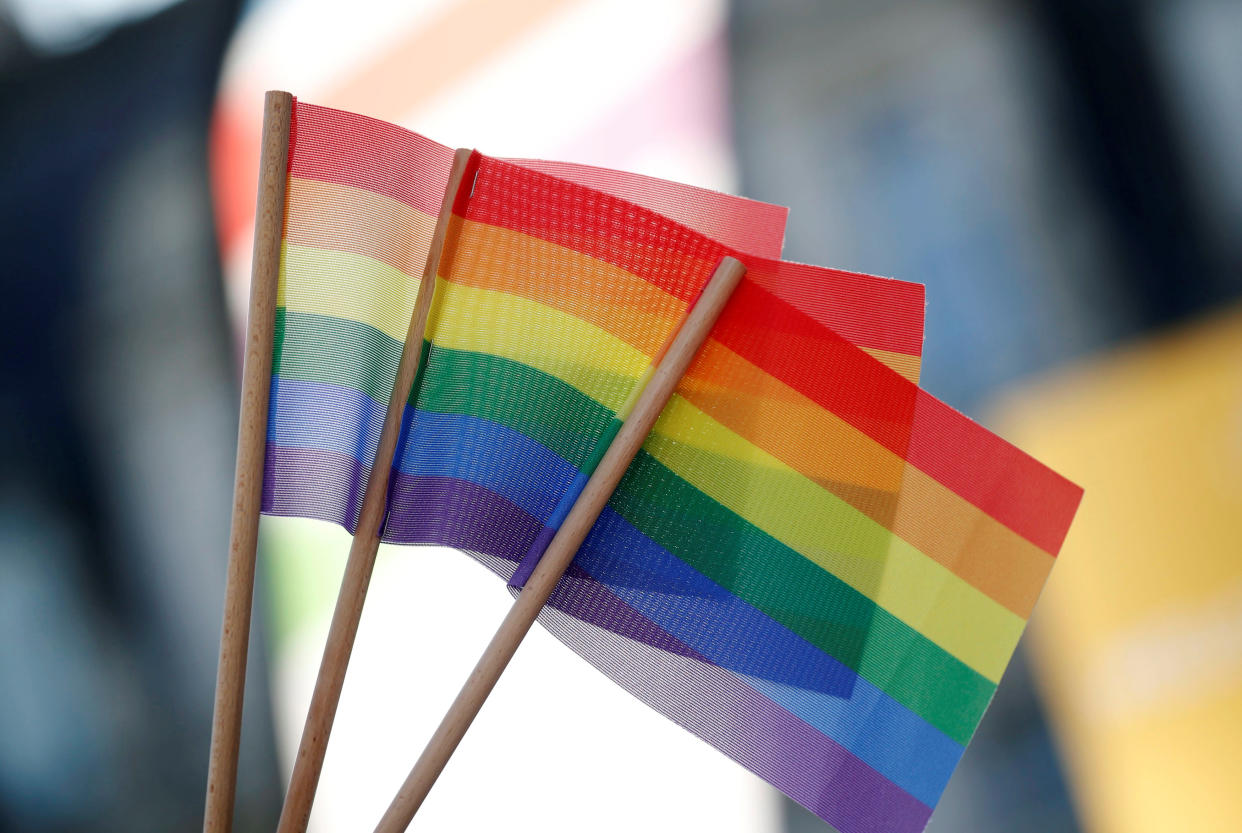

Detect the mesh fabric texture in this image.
[261,98,1081,833]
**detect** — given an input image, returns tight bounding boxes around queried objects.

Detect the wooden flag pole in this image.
[204,89,292,833]
[274,147,475,833]
[373,255,747,833]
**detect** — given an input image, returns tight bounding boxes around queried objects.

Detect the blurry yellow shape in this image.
[993,305,1242,833]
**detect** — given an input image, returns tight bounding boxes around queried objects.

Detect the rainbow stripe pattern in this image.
[262,99,1082,833]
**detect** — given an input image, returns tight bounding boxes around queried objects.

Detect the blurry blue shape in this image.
[0,497,111,829]
[0,0,282,829]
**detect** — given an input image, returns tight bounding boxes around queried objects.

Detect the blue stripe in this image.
[265,378,585,526]
[547,471,591,529]
[575,506,962,805]
[266,391,961,802]
[393,406,581,525]
[267,377,386,462]
[390,407,962,802]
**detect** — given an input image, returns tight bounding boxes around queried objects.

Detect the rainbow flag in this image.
[266,101,797,527]
[543,274,1080,831]
[263,99,1081,833]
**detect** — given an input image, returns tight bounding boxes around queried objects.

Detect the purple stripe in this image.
[263,447,545,566]
[538,571,932,833]
[550,563,698,658]
[509,524,557,588]
[263,444,367,533]
[259,457,931,831]
[383,472,543,563]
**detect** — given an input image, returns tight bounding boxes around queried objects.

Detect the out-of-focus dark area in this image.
[0,0,282,830]
[2,0,1240,830]
[732,0,1241,415]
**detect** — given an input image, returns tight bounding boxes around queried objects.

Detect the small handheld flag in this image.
[258,98,824,833]
[206,92,1082,833]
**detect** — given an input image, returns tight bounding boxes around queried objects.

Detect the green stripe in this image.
[272,308,991,740]
[274,308,403,403]
[611,451,993,744]
[413,341,620,471]
[581,417,624,473]
[410,344,993,742]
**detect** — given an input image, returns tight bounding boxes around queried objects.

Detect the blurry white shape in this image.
[218,0,456,103]
[407,0,726,179]
[221,220,254,356]
[6,0,180,53]
[268,518,776,833]
[615,120,736,196]
[1081,578,1242,725]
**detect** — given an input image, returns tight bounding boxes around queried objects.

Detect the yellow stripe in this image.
[451,219,688,358]
[279,240,664,413]
[426,276,652,414]
[863,347,922,383]
[615,365,656,422]
[278,242,421,343]
[647,395,1026,682]
[681,340,1054,617]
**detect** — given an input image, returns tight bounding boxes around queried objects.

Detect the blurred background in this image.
[2,0,1241,830]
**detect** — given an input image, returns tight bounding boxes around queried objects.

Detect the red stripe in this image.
[462,156,731,303]
[712,279,1082,555]
[463,157,924,356]
[284,100,1073,551]
[288,101,455,216]
[510,157,788,259]
[285,101,924,359]
[452,150,483,216]
[743,257,924,357]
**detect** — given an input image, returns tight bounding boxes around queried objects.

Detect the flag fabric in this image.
[264,99,922,537]
[261,98,1082,833]
[538,276,1080,832]
[264,100,793,527]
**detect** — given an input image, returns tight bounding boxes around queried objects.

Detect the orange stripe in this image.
[446,218,687,358]
[282,177,686,358]
[680,341,1053,616]
[284,178,927,383]
[283,177,436,277]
